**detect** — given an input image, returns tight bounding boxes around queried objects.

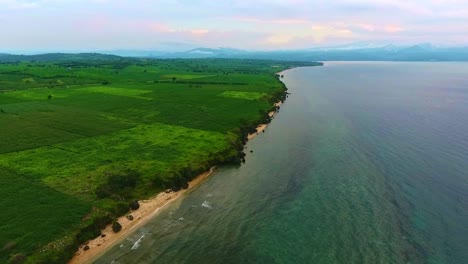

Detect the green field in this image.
[0,55,319,263]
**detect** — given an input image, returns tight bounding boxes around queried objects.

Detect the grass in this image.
[76,86,153,100]
[0,170,90,261]
[0,55,319,263]
[218,91,266,100]
[0,123,233,200]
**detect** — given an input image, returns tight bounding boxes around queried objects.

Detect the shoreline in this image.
[69,98,285,264]
[68,167,216,264]
[247,101,283,140]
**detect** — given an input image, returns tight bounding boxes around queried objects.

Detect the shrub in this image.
[129,200,139,211]
[112,222,122,233]
[96,169,140,199]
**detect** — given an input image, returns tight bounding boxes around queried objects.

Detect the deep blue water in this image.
[96,62,468,264]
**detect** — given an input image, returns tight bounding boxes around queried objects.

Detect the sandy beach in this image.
[68,167,216,264]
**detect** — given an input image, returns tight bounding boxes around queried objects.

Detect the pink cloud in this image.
[358,23,377,32]
[231,16,310,25]
[384,25,405,33]
[190,29,210,36]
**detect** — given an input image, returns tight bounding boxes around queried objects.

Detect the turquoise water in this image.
[96,62,468,264]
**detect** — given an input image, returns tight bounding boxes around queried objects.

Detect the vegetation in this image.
[0,54,319,263]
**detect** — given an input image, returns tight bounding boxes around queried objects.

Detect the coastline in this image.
[69,167,216,264]
[69,98,285,264]
[248,101,283,140]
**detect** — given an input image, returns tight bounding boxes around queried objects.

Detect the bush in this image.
[151,175,167,188]
[129,200,139,210]
[74,213,112,243]
[96,169,140,199]
[112,222,122,233]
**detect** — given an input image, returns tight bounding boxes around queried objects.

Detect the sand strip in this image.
[69,167,216,264]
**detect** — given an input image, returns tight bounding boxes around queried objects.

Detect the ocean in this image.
[96,62,468,264]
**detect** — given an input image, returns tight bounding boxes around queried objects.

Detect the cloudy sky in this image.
[1,0,467,52]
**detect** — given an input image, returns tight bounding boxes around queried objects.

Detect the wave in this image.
[201,200,213,209]
[131,234,146,250]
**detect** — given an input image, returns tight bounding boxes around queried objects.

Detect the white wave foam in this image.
[201,200,213,209]
[131,234,145,250]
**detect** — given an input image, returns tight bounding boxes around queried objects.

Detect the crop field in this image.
[0,55,319,263]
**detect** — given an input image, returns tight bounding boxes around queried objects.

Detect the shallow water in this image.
[96,62,468,264]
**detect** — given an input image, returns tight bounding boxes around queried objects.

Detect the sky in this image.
[1,0,468,52]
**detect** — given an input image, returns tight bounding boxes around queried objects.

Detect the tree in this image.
[172,77,177,83]
[112,222,122,233]
[47,95,53,100]
[129,200,140,210]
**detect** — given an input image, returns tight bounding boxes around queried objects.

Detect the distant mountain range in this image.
[2,44,468,61]
[150,44,468,61]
